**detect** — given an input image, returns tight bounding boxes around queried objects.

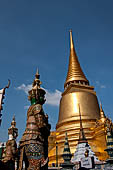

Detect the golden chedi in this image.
[48,31,109,166]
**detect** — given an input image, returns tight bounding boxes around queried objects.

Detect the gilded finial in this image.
[64,30,89,88]
[69,30,74,50]
[32,69,42,88]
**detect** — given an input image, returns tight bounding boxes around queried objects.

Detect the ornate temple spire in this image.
[28,69,45,105]
[78,104,87,143]
[64,30,89,88]
[8,115,18,140]
[3,115,18,164]
[32,68,42,88]
[19,70,51,170]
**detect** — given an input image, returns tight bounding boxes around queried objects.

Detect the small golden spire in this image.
[100,102,106,120]
[64,30,89,88]
[70,30,74,50]
[78,104,87,143]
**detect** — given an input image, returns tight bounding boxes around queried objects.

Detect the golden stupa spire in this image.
[64,30,89,88]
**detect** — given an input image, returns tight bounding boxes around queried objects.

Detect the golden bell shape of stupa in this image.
[57,30,100,125]
[48,31,108,166]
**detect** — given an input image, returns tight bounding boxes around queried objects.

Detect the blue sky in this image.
[0,0,113,142]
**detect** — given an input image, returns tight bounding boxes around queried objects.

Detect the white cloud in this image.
[95,81,100,86]
[16,84,32,94]
[45,89,61,106]
[95,81,106,89]
[100,85,106,89]
[16,84,61,107]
